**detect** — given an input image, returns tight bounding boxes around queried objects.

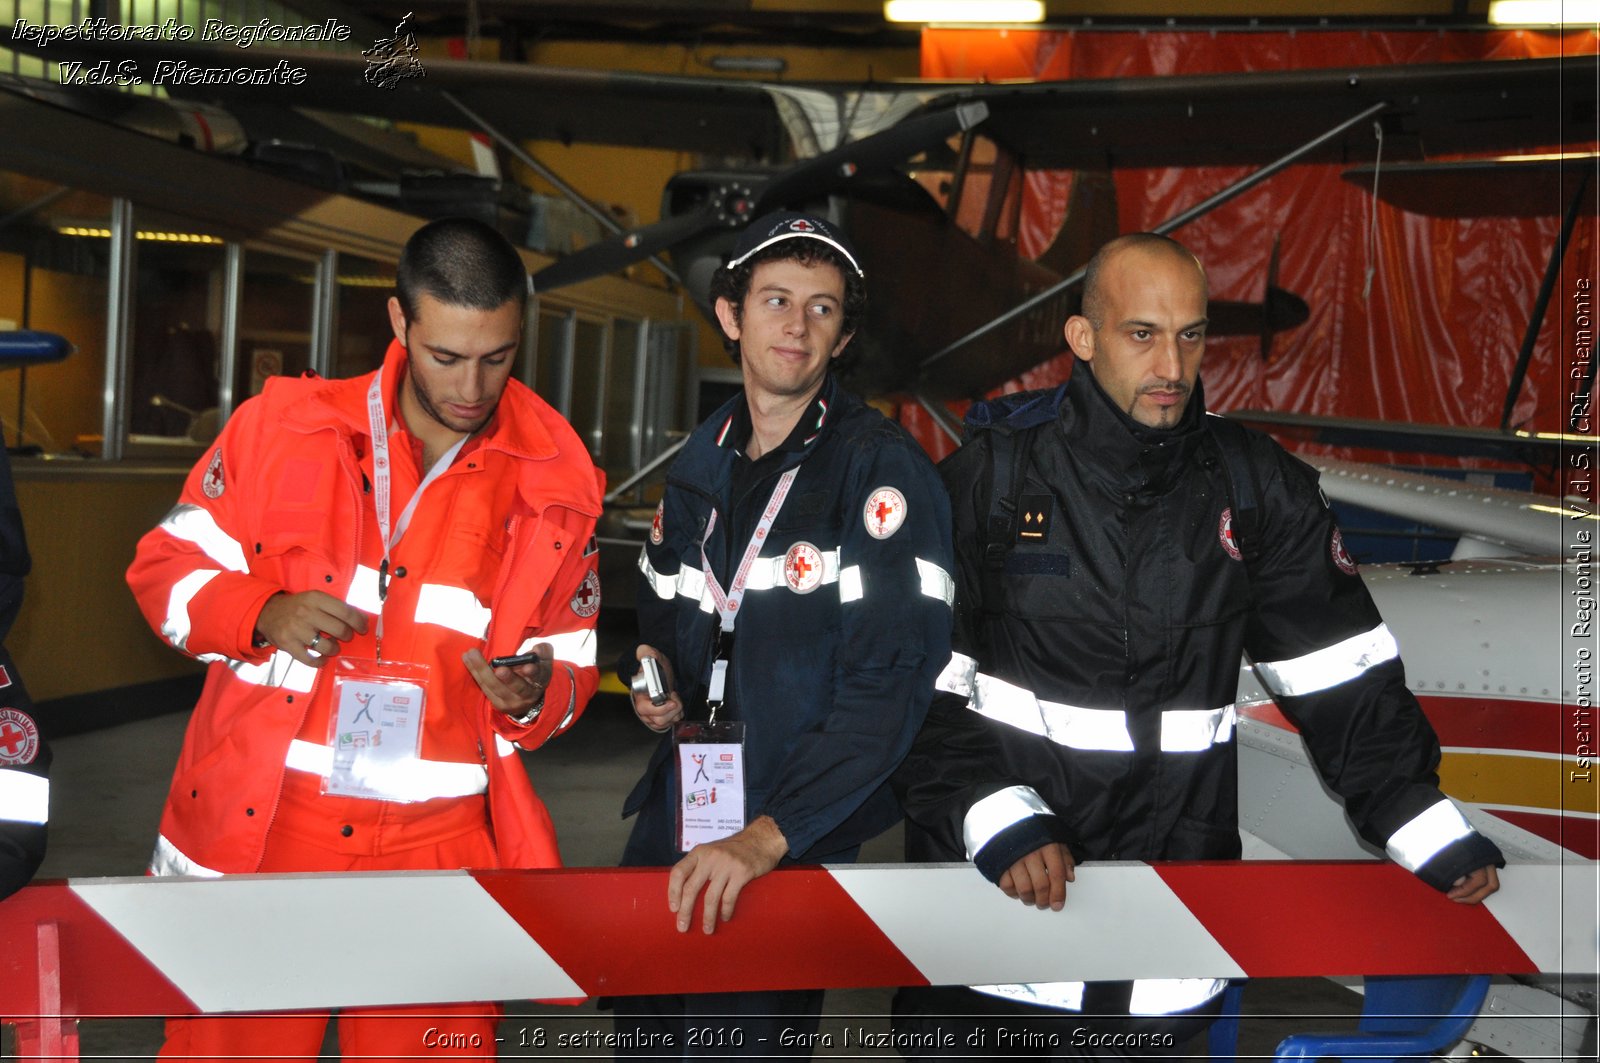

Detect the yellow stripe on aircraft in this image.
[1439,750,1599,814]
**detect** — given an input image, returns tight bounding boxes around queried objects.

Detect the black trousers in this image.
[890,985,1223,1062]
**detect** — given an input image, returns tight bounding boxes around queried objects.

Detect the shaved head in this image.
[1080,233,1207,329]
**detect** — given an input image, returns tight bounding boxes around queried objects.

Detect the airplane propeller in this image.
[531,101,990,293]
[1206,234,1309,359]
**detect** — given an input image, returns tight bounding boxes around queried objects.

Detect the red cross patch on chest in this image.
[783,541,824,594]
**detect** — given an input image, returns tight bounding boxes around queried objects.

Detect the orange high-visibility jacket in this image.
[127,341,603,875]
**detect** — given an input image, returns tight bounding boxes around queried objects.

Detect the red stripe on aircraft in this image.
[1488,808,1600,859]
[474,866,926,997]
[1241,696,1567,756]
[0,882,195,1017]
[1155,862,1537,978]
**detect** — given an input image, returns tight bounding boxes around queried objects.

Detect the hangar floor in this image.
[8,687,1360,1059]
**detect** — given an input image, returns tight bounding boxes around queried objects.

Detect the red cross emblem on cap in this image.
[789,219,816,232]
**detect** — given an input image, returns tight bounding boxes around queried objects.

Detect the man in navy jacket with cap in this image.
[614,212,954,1056]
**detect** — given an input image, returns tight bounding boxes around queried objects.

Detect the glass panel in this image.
[127,205,227,453]
[569,318,606,460]
[332,254,396,380]
[0,169,113,454]
[602,318,641,480]
[235,249,315,402]
[534,307,573,413]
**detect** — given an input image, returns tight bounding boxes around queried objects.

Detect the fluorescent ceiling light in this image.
[1488,0,1600,25]
[885,1,1045,24]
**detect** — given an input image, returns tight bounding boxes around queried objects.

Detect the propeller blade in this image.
[754,100,989,212]
[531,207,721,292]
[0,330,73,367]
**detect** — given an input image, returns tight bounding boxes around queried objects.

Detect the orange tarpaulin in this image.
[900,28,1598,487]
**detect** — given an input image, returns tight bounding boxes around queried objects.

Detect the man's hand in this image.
[463,644,553,722]
[1447,864,1500,904]
[667,815,788,934]
[997,842,1075,911]
[254,591,368,668]
[631,644,684,733]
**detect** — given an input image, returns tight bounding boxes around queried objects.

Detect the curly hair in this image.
[708,241,867,368]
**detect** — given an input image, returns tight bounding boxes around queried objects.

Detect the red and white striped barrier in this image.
[0,861,1593,1020]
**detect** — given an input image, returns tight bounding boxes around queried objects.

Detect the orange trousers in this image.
[158,780,502,1062]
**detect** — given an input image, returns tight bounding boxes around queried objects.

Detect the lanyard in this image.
[366,371,468,651]
[698,465,798,719]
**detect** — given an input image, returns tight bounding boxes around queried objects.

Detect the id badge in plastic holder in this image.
[673,719,747,852]
[326,657,431,801]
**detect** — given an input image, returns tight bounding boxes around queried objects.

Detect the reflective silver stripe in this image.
[638,548,679,600]
[973,982,1086,1010]
[555,662,579,731]
[1159,705,1237,752]
[974,978,1226,1015]
[159,503,249,572]
[494,734,517,758]
[1254,623,1399,697]
[1385,798,1477,872]
[745,550,841,591]
[149,834,224,878]
[161,569,221,651]
[637,550,712,610]
[971,672,1134,751]
[539,629,598,668]
[229,651,318,693]
[1129,977,1230,1015]
[285,738,489,801]
[415,583,492,639]
[917,558,955,607]
[935,651,978,699]
[838,565,864,603]
[963,785,1054,859]
[0,770,47,825]
[346,564,383,615]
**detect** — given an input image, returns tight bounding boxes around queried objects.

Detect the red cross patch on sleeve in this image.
[201,447,226,499]
[570,569,602,618]
[863,486,907,540]
[0,707,40,766]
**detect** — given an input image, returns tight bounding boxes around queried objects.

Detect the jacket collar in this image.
[1060,363,1208,494]
[678,374,848,492]
[284,339,598,514]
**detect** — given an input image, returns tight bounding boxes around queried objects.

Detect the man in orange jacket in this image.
[127,218,603,1059]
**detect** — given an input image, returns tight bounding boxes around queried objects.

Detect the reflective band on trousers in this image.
[159,504,249,573]
[1385,798,1477,872]
[935,651,978,699]
[285,739,489,802]
[0,769,48,825]
[963,785,1054,859]
[973,978,1227,1015]
[149,834,224,878]
[1253,623,1398,697]
[969,672,1235,753]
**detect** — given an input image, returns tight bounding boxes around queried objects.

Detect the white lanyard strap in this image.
[698,465,799,717]
[365,372,468,645]
[700,466,798,632]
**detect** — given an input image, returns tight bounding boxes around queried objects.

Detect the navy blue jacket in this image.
[624,375,953,861]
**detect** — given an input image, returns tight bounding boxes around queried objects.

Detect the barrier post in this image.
[11,920,80,1060]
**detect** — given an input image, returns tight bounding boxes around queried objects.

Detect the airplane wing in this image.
[1341,153,1599,218]
[4,29,1592,168]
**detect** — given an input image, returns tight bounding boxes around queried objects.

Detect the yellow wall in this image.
[0,260,108,453]
[11,467,201,702]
